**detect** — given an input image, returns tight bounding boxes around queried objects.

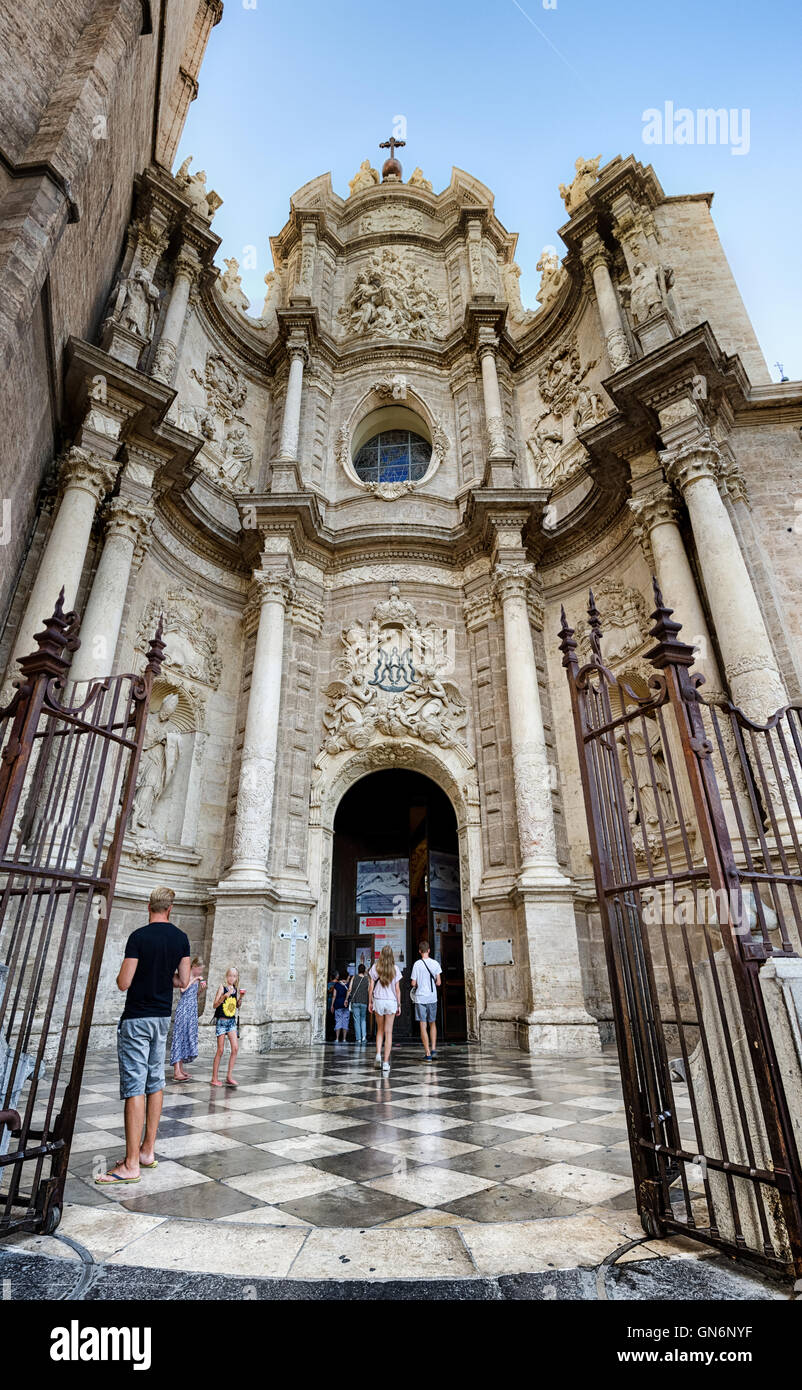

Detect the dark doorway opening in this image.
[328,770,466,1044]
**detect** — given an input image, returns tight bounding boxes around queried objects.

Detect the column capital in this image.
[105,495,154,548]
[476,328,499,359]
[628,483,678,535]
[174,243,203,284]
[660,432,722,493]
[580,231,610,277]
[463,588,496,632]
[492,561,536,607]
[248,568,296,614]
[58,446,118,504]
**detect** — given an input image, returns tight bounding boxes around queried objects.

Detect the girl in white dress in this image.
[368,945,402,1074]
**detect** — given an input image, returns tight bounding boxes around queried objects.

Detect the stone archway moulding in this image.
[306,738,484,1043]
[335,380,450,498]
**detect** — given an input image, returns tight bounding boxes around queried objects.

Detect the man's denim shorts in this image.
[414,1000,437,1023]
[117,1016,170,1099]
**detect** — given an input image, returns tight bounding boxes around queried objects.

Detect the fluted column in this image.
[629,482,723,695]
[68,497,153,686]
[493,564,561,879]
[582,235,631,371]
[478,332,508,459]
[152,245,200,384]
[226,569,295,882]
[4,447,117,693]
[661,435,786,720]
[277,345,307,461]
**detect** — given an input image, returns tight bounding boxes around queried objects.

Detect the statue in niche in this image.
[526,420,565,488]
[221,420,254,488]
[559,155,602,215]
[131,693,182,836]
[109,266,160,340]
[175,156,223,222]
[616,724,676,834]
[348,160,380,196]
[628,260,676,325]
[573,385,607,431]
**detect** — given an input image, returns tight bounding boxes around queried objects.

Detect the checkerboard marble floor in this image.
[10,1045,712,1281]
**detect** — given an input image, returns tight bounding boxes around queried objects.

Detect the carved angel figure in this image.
[535,248,566,308]
[131,693,182,835]
[573,386,607,431]
[322,671,376,752]
[220,257,250,314]
[175,156,222,222]
[394,667,467,747]
[407,167,433,191]
[559,155,602,215]
[348,160,380,196]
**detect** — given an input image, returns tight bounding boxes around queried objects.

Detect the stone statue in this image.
[617,724,675,833]
[628,260,675,325]
[348,160,380,196]
[501,261,535,326]
[407,166,433,192]
[131,693,182,836]
[109,266,160,340]
[573,385,607,431]
[221,421,254,488]
[535,248,566,308]
[559,154,602,215]
[175,155,223,222]
[261,268,280,320]
[219,257,250,314]
[526,421,565,488]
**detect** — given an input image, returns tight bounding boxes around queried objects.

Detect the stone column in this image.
[582,235,631,371]
[492,563,600,1053]
[226,569,295,882]
[477,331,508,459]
[277,345,307,461]
[68,496,153,686]
[629,481,723,695]
[152,245,200,385]
[4,447,117,691]
[493,565,560,877]
[661,435,787,720]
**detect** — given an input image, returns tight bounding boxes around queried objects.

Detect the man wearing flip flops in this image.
[96,885,190,1187]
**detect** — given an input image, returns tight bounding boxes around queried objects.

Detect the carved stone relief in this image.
[176,352,255,492]
[337,250,444,341]
[136,592,222,689]
[573,579,651,666]
[318,585,469,760]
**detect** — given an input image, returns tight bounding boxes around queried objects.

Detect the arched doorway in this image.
[327,769,467,1044]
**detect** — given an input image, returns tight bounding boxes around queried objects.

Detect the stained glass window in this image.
[352,430,432,485]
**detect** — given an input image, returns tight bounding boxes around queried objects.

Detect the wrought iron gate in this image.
[0,593,164,1236]
[559,581,802,1277]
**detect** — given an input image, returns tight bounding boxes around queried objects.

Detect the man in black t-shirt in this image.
[95,885,190,1186]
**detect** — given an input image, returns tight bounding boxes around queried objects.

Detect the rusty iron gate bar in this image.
[0,592,164,1237]
[559,580,802,1278]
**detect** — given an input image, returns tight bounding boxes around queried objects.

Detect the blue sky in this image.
[177,0,802,378]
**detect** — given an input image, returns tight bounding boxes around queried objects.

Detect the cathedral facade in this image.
[3,109,801,1051]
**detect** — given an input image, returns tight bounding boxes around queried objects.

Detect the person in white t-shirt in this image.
[411,939,442,1062]
[368,944,402,1074]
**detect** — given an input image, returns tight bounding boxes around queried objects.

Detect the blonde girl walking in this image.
[368,945,402,1074]
[211,966,245,1088]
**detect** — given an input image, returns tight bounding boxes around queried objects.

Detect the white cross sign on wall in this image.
[279,916,309,981]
